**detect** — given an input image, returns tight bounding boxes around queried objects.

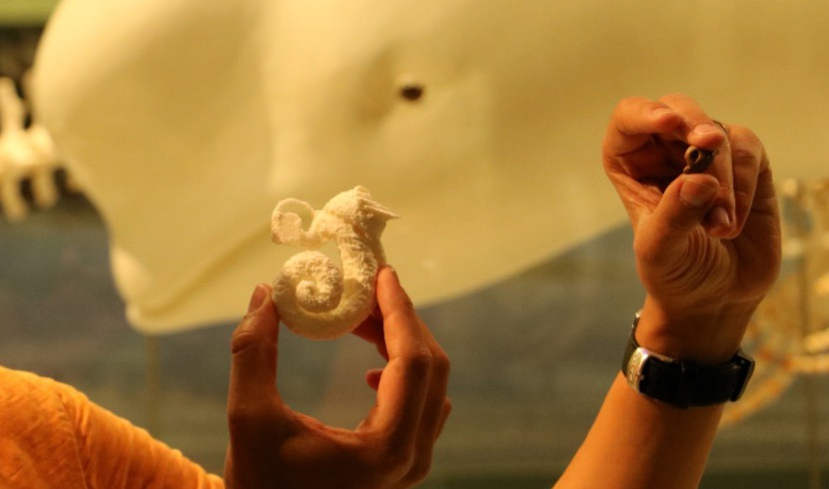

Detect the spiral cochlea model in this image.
[270,186,398,339]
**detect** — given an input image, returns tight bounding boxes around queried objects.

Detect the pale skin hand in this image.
[555,95,781,489]
[602,94,781,363]
[224,266,451,489]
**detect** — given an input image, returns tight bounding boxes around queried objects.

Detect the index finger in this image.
[602,97,686,166]
[657,94,734,234]
[604,95,733,235]
[368,267,432,446]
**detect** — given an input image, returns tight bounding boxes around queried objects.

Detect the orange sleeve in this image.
[1,368,88,489]
[49,377,225,489]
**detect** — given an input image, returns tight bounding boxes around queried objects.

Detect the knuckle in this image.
[431,348,451,379]
[405,349,434,376]
[443,398,454,417]
[405,457,433,484]
[730,145,758,165]
[230,317,276,355]
[230,315,260,352]
[658,92,688,104]
[230,329,258,354]
[727,123,756,141]
[731,142,761,164]
[615,96,649,113]
[227,403,267,431]
[727,125,764,158]
[363,443,415,480]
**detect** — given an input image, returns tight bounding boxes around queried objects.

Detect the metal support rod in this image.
[793,190,823,489]
[145,334,162,437]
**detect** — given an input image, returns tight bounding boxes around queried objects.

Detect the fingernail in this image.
[247,284,268,313]
[711,206,732,228]
[384,265,398,279]
[680,178,717,207]
[693,123,720,137]
[651,107,674,119]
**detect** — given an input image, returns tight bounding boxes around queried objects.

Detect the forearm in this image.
[53,379,225,489]
[578,94,779,489]
[555,304,757,489]
[554,373,723,489]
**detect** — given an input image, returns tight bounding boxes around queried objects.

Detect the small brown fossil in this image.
[682,146,718,174]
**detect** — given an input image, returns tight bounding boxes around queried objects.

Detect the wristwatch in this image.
[621,312,755,408]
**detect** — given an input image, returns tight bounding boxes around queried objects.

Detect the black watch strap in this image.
[621,313,755,408]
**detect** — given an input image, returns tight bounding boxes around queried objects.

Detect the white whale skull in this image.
[32,0,829,333]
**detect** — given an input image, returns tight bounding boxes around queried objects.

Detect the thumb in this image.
[228,284,281,406]
[638,175,719,260]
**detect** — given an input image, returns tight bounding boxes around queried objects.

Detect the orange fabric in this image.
[0,366,224,489]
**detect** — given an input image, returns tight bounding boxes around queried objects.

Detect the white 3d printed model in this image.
[271,186,397,339]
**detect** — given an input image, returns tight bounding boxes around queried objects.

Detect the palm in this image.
[605,110,781,313]
[632,175,778,311]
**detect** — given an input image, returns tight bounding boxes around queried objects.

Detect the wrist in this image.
[636,296,759,364]
[622,311,756,408]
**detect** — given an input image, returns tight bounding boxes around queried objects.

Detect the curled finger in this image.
[719,123,766,239]
[602,97,686,164]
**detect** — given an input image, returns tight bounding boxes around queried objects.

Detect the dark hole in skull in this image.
[399,83,425,102]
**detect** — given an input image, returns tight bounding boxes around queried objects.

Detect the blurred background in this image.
[2,2,828,488]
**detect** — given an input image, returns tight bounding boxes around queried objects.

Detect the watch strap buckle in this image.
[729,349,755,402]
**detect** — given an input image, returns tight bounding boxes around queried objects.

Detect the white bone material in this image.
[0,76,60,222]
[31,0,829,332]
[721,178,829,426]
[271,186,396,339]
